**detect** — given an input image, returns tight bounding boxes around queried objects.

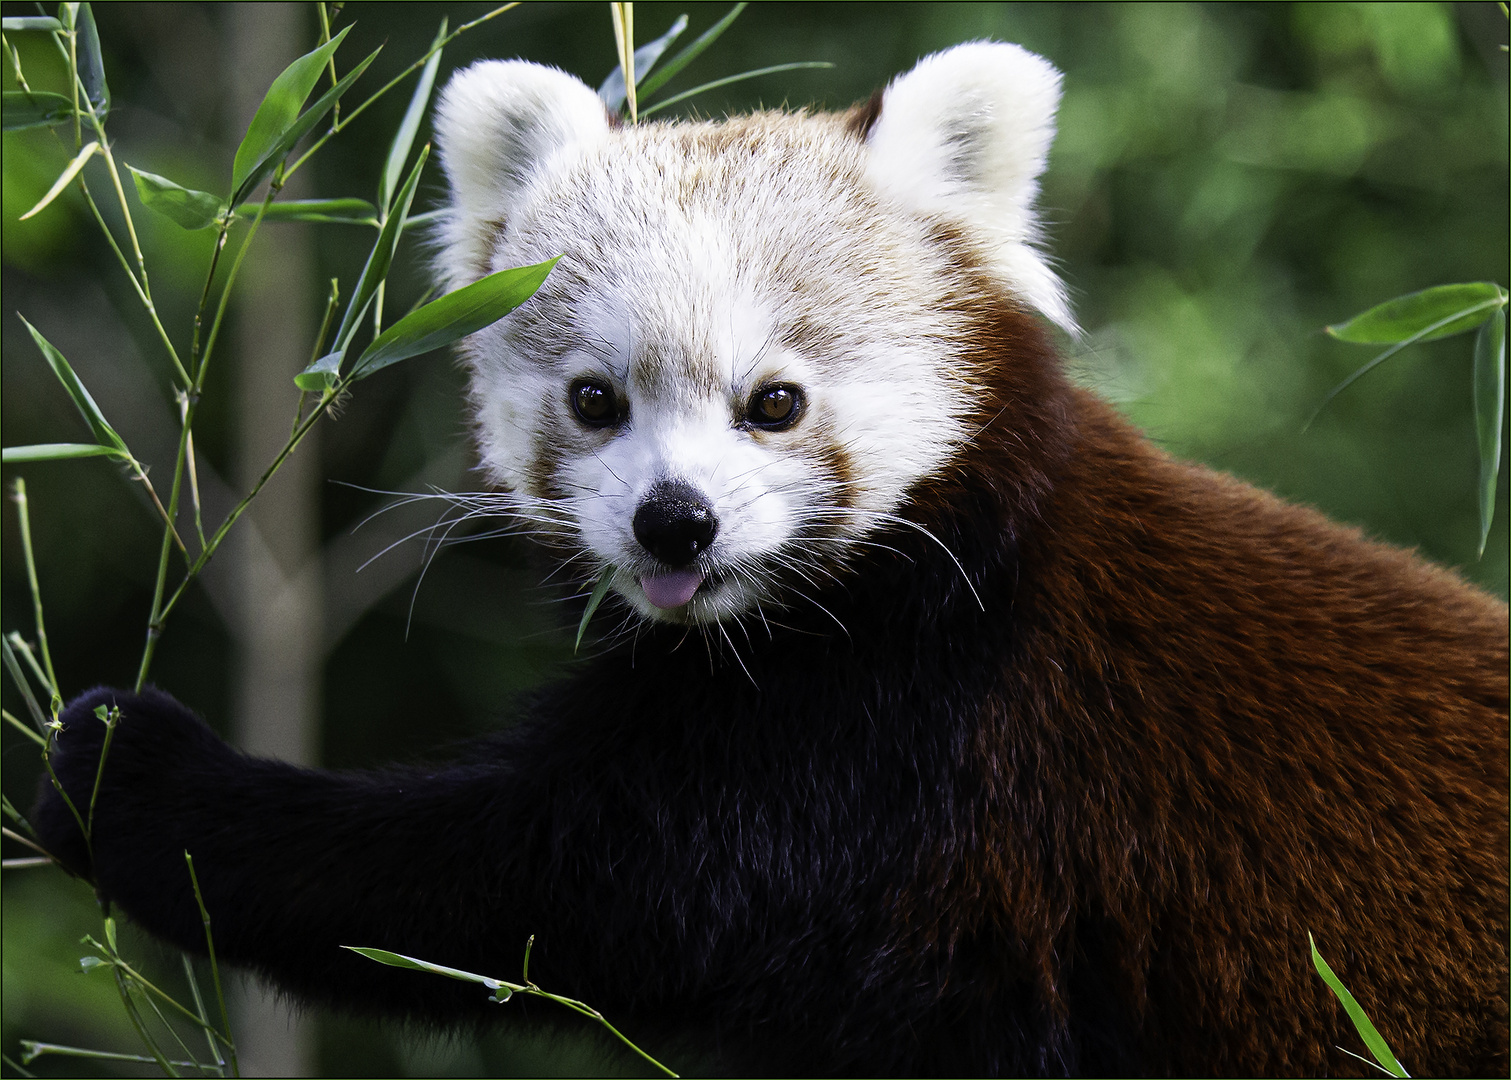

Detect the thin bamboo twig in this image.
[45,21,190,387]
[136,190,278,690]
[132,979,208,1077]
[66,12,80,149]
[317,0,340,127]
[135,404,196,691]
[180,954,227,1076]
[10,479,59,707]
[110,968,180,1077]
[187,852,239,1077]
[1,637,49,737]
[84,706,120,840]
[190,225,232,382]
[282,3,518,180]
[19,1043,200,1070]
[71,178,191,386]
[2,708,48,748]
[108,955,236,1038]
[178,392,207,550]
[156,386,337,626]
[126,457,188,556]
[5,634,50,702]
[2,826,51,857]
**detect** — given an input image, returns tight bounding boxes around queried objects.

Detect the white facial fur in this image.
[433,43,1069,626]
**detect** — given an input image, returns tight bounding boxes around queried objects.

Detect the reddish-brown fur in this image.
[905,252,1509,1073]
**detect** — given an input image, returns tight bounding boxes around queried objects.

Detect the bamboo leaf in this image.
[338,147,426,345]
[1,16,63,30]
[17,315,128,454]
[75,2,108,117]
[2,90,75,130]
[637,3,745,101]
[1306,290,1511,431]
[1326,283,1504,345]
[598,13,688,112]
[379,18,446,213]
[2,443,128,463]
[640,62,835,117]
[0,637,47,735]
[243,197,378,226]
[347,257,559,382]
[232,24,353,194]
[576,566,616,652]
[1309,935,1410,1077]
[19,140,98,220]
[293,351,343,393]
[1473,307,1506,557]
[126,164,223,230]
[230,42,381,209]
[342,947,511,992]
[294,147,428,392]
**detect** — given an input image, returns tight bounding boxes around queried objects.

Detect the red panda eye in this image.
[749,385,803,430]
[570,379,619,427]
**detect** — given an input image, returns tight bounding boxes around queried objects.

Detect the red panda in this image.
[34,42,1508,1077]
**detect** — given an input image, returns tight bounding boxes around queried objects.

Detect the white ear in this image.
[434,60,611,288]
[864,42,1075,333]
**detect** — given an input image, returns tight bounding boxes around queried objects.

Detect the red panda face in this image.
[435,46,1070,626]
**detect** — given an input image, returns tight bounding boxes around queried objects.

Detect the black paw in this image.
[30,687,225,883]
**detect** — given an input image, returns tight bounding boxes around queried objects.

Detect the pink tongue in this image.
[640,569,706,609]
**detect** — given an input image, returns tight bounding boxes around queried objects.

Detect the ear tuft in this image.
[864,42,1075,333]
[434,60,611,288]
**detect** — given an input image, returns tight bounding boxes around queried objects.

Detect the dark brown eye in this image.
[570,378,619,427]
[747,384,803,431]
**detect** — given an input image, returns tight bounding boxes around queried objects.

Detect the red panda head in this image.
[435,43,1070,627]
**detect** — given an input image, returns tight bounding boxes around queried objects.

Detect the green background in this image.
[3,2,1507,1075]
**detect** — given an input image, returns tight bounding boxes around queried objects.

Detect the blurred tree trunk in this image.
[228,2,321,1075]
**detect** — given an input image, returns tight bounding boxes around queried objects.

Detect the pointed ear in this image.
[434,60,611,287]
[863,42,1075,333]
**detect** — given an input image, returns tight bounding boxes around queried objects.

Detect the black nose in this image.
[633,480,718,567]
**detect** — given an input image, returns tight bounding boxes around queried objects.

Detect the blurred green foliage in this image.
[3,3,1506,1076]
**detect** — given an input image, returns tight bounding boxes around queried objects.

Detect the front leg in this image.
[31,688,570,1021]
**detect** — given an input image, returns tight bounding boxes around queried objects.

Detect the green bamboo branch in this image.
[3,708,48,748]
[178,392,207,550]
[316,0,340,127]
[127,2,520,687]
[282,3,518,181]
[84,705,119,840]
[190,224,232,382]
[10,479,60,712]
[65,8,80,148]
[46,20,190,388]
[132,981,208,1077]
[135,387,198,690]
[180,954,227,1076]
[155,383,338,630]
[347,940,679,1078]
[108,967,179,1078]
[136,189,278,689]
[86,933,236,1042]
[187,852,239,1077]
[20,1043,200,1072]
